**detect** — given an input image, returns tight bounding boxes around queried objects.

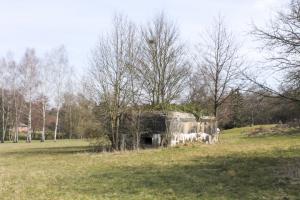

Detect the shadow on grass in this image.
[3,146,93,156]
[67,147,300,200]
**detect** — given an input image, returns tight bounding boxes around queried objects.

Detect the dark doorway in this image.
[142,136,152,145]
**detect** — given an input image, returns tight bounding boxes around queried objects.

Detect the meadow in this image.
[0,125,300,200]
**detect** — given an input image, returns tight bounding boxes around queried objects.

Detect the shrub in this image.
[89,136,112,152]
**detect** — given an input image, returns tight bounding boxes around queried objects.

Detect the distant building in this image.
[9,123,28,133]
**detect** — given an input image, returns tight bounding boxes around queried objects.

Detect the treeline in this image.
[217,89,300,129]
[0,46,76,143]
[1,1,300,149]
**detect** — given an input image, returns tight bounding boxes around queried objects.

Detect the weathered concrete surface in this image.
[123,111,218,148]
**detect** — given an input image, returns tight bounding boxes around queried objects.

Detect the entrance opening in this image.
[142,137,152,145]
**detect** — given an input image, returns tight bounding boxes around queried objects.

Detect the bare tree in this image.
[64,67,77,139]
[47,46,70,141]
[62,92,79,139]
[0,55,18,143]
[20,49,39,143]
[188,73,212,113]
[40,94,47,142]
[88,15,140,150]
[140,13,190,106]
[126,66,144,150]
[1,56,23,143]
[38,58,51,142]
[251,0,300,101]
[195,16,241,117]
[35,94,48,142]
[0,58,9,143]
[9,59,23,143]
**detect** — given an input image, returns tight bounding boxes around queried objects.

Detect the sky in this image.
[0,0,289,77]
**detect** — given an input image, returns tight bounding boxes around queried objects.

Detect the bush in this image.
[83,124,112,152]
[89,136,112,152]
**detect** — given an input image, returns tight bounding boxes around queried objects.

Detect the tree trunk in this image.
[110,117,116,150]
[14,114,19,143]
[135,109,141,150]
[1,87,5,143]
[116,115,120,150]
[41,99,46,142]
[214,72,219,118]
[251,110,254,127]
[27,100,32,143]
[54,105,60,141]
[69,105,72,139]
[214,102,218,118]
[2,105,9,143]
[14,96,19,143]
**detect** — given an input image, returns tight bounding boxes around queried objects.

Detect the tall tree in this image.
[195,16,241,117]
[140,13,190,106]
[88,15,140,150]
[20,49,39,143]
[0,58,8,143]
[0,55,17,142]
[63,67,77,139]
[251,0,300,102]
[10,59,23,143]
[47,46,70,141]
[229,88,244,127]
[188,73,212,115]
[61,92,80,139]
[38,57,52,142]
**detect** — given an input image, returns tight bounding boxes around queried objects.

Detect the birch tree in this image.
[38,58,51,142]
[0,58,8,143]
[10,60,22,143]
[1,56,22,142]
[63,67,77,139]
[20,49,39,143]
[47,46,69,141]
[0,55,17,142]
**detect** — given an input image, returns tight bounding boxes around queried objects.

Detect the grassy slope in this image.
[0,126,300,200]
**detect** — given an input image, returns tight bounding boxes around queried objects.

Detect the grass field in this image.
[0,125,300,200]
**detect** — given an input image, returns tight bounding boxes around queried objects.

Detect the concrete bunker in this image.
[121,111,218,149]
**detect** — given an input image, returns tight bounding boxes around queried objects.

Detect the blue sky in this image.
[0,0,288,76]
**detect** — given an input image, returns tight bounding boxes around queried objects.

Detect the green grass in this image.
[1,125,300,200]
